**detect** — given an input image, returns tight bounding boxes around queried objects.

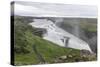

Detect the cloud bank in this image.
[12,1,97,18]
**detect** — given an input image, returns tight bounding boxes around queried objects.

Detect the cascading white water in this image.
[29,18,92,53]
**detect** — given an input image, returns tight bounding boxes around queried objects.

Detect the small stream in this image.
[33,45,45,63]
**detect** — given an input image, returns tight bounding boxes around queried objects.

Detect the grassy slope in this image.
[61,18,97,32]
[14,16,96,66]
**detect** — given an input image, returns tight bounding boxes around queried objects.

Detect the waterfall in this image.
[29,18,92,53]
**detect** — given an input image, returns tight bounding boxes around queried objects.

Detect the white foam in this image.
[30,19,92,52]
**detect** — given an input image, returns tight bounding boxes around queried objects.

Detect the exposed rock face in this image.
[68,55,73,58]
[59,56,67,60]
[80,50,91,55]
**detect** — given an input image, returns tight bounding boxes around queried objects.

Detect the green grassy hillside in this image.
[14,16,96,66]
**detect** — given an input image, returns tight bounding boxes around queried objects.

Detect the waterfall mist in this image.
[53,18,97,53]
[30,18,93,53]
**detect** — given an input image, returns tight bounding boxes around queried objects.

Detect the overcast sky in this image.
[12,1,97,18]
